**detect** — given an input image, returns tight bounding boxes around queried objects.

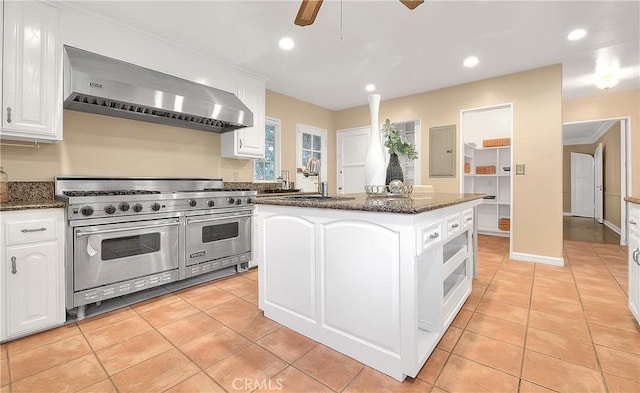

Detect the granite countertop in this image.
[0,181,64,212]
[0,199,65,211]
[625,196,640,204]
[254,192,486,214]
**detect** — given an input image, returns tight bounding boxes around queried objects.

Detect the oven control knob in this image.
[119,202,130,212]
[246,198,255,204]
[188,199,197,207]
[133,203,143,213]
[228,197,235,205]
[104,205,116,215]
[235,199,242,205]
[207,200,215,207]
[151,202,161,211]
[80,206,94,216]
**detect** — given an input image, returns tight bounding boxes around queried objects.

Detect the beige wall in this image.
[264,91,336,192]
[0,92,335,185]
[0,111,224,180]
[596,122,622,228]
[563,89,640,197]
[335,65,564,260]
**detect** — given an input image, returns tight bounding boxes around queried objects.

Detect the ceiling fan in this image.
[295,0,424,27]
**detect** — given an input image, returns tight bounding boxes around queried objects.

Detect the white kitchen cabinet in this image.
[0,208,65,342]
[463,144,511,236]
[628,202,640,324]
[221,75,265,159]
[0,0,62,142]
[258,198,480,381]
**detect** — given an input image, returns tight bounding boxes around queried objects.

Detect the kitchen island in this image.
[255,193,483,381]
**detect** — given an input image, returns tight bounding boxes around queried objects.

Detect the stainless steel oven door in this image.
[73,217,180,291]
[185,210,252,266]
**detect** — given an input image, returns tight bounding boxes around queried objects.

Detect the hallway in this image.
[563,216,620,244]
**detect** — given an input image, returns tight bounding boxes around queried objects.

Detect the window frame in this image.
[253,117,281,183]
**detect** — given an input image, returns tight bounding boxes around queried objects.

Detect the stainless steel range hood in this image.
[63,46,253,133]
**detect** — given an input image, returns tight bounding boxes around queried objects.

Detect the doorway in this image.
[296,124,327,192]
[336,120,421,194]
[562,117,630,245]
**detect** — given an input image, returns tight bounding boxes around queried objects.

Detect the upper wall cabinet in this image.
[221,75,266,159]
[0,0,62,142]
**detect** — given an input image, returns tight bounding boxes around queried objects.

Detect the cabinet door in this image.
[236,76,265,158]
[5,242,62,337]
[429,125,456,177]
[629,232,640,324]
[1,1,61,140]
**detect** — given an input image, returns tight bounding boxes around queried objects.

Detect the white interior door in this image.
[337,127,369,194]
[571,152,595,218]
[594,143,604,224]
[296,124,327,192]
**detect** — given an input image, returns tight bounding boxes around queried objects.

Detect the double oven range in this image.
[55,177,256,318]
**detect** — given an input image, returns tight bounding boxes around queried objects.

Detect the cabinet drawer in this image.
[6,217,58,245]
[629,203,640,236]
[445,213,462,238]
[416,221,443,255]
[462,208,474,230]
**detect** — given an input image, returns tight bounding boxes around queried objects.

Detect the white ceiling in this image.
[63,0,639,111]
[563,120,617,145]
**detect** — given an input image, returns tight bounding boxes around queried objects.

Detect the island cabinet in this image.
[256,196,480,381]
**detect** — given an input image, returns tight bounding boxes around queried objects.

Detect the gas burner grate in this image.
[63,190,161,197]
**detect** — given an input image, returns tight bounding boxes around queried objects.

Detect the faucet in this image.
[303,157,328,197]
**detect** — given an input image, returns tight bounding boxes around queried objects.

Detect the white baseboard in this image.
[603,220,621,235]
[510,252,564,267]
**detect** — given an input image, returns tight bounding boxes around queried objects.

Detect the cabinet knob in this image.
[239,139,243,149]
[6,107,11,123]
[451,223,460,229]
[11,256,17,274]
[634,249,640,265]
[429,232,439,239]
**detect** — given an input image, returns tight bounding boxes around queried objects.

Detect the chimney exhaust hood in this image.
[63,46,253,133]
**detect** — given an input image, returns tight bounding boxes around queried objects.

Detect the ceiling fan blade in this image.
[400,0,424,10]
[295,0,324,27]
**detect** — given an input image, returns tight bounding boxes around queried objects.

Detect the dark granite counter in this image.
[255,193,485,214]
[0,181,64,211]
[625,196,640,205]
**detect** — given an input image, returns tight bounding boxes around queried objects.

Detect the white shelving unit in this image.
[464,144,511,236]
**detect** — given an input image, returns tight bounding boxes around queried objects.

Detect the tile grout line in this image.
[577,242,610,393]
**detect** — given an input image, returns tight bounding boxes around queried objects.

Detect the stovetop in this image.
[55,176,256,220]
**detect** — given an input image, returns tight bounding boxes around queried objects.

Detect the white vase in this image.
[364,94,386,186]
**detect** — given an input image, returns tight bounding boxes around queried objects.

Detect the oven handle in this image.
[187,213,253,225]
[76,221,180,237]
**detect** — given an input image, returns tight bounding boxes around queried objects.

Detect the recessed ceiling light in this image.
[463,56,479,68]
[567,29,587,41]
[279,37,294,50]
[365,84,376,92]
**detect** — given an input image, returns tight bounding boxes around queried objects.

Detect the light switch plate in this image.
[515,164,525,175]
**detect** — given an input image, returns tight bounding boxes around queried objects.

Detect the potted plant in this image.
[383,119,418,185]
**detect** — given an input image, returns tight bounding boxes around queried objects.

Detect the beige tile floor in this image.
[1,235,638,392]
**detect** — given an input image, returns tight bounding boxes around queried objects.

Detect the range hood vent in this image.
[63,46,253,133]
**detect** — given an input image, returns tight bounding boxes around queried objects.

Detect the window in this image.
[254,118,281,182]
[302,132,322,168]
